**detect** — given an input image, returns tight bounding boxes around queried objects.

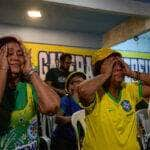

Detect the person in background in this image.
[45,53,72,97]
[51,71,86,150]
[76,48,150,150]
[0,36,60,149]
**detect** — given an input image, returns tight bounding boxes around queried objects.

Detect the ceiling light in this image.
[27,10,42,18]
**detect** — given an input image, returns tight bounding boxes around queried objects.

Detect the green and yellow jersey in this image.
[0,82,38,150]
[83,81,142,150]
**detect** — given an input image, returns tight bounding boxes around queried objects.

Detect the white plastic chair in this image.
[71,109,86,150]
[136,109,150,150]
[40,113,51,150]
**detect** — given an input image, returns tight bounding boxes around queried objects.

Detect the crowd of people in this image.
[0,35,150,150]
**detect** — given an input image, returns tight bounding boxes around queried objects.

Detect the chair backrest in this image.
[39,113,51,150]
[136,109,150,150]
[137,109,150,134]
[71,109,86,150]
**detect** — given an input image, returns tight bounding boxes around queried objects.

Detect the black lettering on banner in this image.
[38,51,49,80]
[38,51,93,80]
[144,59,149,73]
[131,58,138,71]
[138,59,145,73]
[38,51,150,82]
[123,57,150,82]
[148,59,150,73]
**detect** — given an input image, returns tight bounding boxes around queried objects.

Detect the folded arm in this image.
[0,45,8,103]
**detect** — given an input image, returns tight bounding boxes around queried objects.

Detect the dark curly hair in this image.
[0,36,27,82]
[60,53,72,62]
[0,36,22,49]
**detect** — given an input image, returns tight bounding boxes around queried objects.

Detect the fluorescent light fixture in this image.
[27,10,42,18]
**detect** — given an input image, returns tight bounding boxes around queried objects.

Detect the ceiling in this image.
[0,0,131,35]
[0,0,149,46]
[133,0,150,3]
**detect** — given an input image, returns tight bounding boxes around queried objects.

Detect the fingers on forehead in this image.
[0,45,7,53]
[0,45,5,50]
[109,56,123,63]
[105,57,115,63]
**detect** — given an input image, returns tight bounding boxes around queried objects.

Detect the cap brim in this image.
[65,71,86,93]
[92,50,122,65]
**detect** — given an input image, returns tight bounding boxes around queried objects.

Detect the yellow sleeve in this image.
[127,81,143,104]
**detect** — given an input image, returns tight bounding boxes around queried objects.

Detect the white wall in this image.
[0,23,100,49]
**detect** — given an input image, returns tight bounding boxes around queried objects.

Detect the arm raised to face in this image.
[0,45,8,103]
[22,50,60,114]
[77,57,117,106]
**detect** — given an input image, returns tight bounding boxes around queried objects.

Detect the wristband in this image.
[28,69,35,76]
[25,69,37,78]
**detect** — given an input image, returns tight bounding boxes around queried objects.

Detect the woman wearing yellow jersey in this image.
[77,48,150,150]
[0,36,60,149]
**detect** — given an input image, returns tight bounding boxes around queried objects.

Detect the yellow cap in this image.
[92,48,122,64]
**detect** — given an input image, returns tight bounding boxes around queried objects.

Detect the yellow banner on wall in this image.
[25,42,94,66]
[24,42,150,81]
[24,42,94,80]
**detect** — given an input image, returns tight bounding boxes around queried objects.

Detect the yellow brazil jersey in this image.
[83,81,142,150]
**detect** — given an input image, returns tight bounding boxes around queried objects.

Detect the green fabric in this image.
[1,82,27,111]
[138,80,143,98]
[82,82,141,150]
[31,85,38,112]
[15,82,27,110]
[105,89,122,104]
[0,82,38,150]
